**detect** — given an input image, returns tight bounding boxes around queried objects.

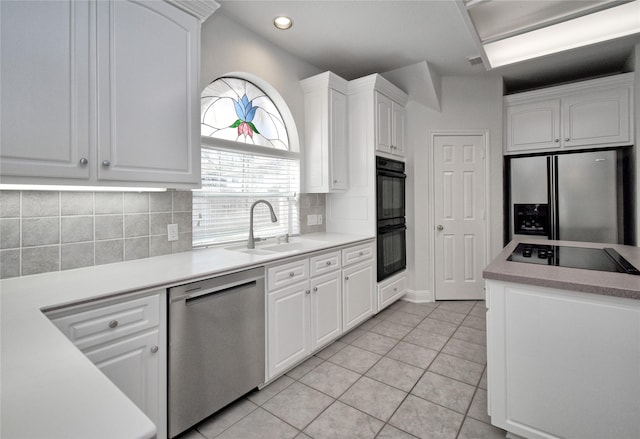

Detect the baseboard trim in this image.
[402,289,434,303]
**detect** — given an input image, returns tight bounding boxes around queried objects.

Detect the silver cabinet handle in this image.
[554,139,560,143]
[564,138,570,142]
[102,160,111,167]
[150,346,159,354]
[289,272,295,277]
[108,320,118,329]
[437,225,444,231]
[333,179,338,183]
[344,276,349,281]
[305,289,311,295]
[359,251,364,256]
[326,261,332,266]
[394,287,398,292]
[79,157,88,165]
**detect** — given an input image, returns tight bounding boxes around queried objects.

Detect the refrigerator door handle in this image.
[547,156,556,240]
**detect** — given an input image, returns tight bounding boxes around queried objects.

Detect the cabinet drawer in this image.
[342,242,374,266]
[379,276,406,310]
[268,259,309,291]
[50,294,160,351]
[310,251,341,277]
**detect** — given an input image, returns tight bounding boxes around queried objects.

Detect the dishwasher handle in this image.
[170,275,263,303]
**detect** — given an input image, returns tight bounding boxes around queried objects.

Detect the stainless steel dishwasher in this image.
[168,267,265,438]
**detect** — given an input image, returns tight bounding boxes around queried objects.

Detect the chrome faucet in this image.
[248,200,278,249]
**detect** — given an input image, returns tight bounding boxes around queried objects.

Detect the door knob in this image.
[437,225,444,231]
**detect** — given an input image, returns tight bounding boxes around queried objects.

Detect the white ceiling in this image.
[216,0,640,93]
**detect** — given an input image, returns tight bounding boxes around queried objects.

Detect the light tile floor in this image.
[179,300,506,439]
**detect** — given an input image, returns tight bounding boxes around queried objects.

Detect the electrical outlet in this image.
[316,214,322,225]
[167,224,179,241]
[307,214,317,226]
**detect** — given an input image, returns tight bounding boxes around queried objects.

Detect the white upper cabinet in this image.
[1,0,205,189]
[504,73,634,155]
[0,0,91,180]
[96,0,200,186]
[301,72,349,193]
[376,92,406,157]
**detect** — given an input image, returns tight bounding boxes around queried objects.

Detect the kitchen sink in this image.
[262,239,327,252]
[225,238,328,254]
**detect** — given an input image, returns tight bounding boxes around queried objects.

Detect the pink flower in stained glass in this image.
[238,122,253,139]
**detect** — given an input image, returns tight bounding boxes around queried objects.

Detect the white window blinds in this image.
[193,145,300,247]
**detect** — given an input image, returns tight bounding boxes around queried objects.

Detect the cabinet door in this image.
[329,89,348,191]
[310,272,342,351]
[84,329,164,438]
[375,93,393,154]
[267,281,311,379]
[0,0,91,180]
[342,261,375,331]
[391,102,406,156]
[562,87,631,148]
[379,275,406,311]
[505,99,561,153]
[96,0,200,186]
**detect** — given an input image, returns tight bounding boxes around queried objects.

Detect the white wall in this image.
[406,75,504,296]
[200,13,322,153]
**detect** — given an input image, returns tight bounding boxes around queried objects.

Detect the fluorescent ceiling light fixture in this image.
[273,16,293,30]
[484,1,640,68]
[0,184,167,192]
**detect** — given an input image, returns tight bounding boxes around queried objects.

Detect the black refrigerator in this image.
[506,148,634,245]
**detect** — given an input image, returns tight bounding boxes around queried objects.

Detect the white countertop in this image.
[0,232,373,439]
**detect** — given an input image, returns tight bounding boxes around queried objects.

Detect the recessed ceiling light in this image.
[273,16,293,30]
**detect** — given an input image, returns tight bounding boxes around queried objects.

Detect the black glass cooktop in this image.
[508,243,640,275]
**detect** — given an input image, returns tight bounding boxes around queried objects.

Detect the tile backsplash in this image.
[0,190,192,279]
[0,190,325,279]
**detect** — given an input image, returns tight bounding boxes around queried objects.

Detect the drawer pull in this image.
[359,251,364,256]
[344,276,349,281]
[150,346,159,354]
[305,289,311,295]
[108,320,118,329]
[326,261,332,266]
[289,272,295,277]
[313,287,318,292]
[394,287,398,292]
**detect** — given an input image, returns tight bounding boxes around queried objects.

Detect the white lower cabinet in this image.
[310,271,342,349]
[267,252,343,380]
[342,260,375,331]
[377,273,406,311]
[267,280,312,378]
[49,290,166,439]
[341,242,375,332]
[486,280,640,439]
[266,242,374,381]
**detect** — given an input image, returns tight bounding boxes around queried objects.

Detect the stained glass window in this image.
[201,77,290,150]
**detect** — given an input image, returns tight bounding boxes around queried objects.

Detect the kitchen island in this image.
[483,239,640,439]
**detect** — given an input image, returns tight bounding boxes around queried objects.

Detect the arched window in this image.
[193,76,300,247]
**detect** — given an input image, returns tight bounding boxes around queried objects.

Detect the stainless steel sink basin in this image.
[262,239,327,253]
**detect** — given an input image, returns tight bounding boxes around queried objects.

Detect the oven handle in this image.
[377,170,406,179]
[378,224,407,234]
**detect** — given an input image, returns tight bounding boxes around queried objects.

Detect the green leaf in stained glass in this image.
[229,119,242,128]
[248,122,260,134]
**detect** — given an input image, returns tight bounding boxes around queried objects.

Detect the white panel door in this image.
[329,89,348,190]
[96,0,199,185]
[310,272,342,350]
[0,0,91,180]
[433,134,486,300]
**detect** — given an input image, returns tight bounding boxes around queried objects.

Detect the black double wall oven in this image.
[376,156,407,282]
